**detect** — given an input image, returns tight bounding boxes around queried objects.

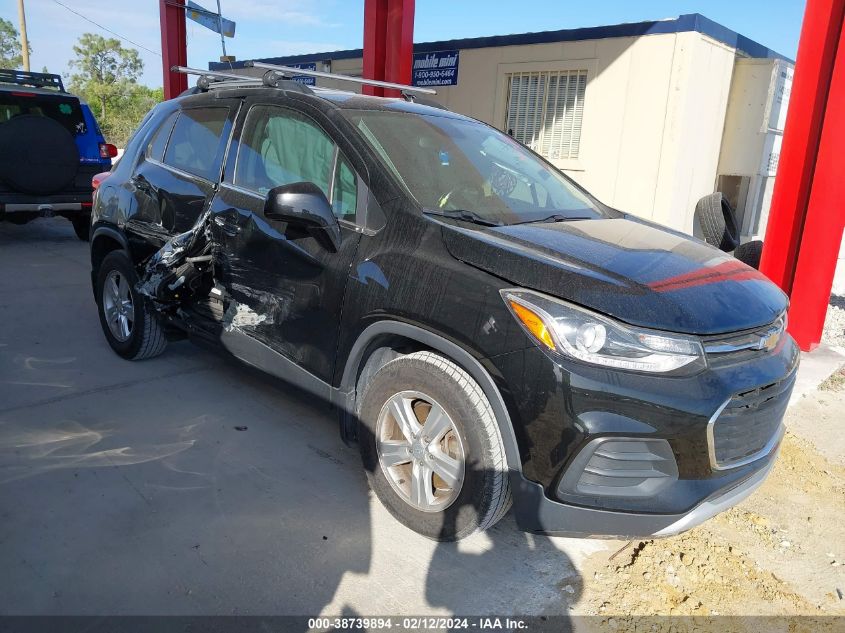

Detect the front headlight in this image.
[501,289,705,374]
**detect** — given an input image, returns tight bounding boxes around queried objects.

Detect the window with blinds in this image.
[505,70,587,161]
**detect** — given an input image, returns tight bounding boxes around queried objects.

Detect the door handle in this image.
[214,215,241,236]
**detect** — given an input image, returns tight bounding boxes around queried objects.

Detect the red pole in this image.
[160,0,188,100]
[384,0,415,97]
[759,0,845,350]
[362,0,388,97]
[362,0,414,97]
[760,0,844,292]
[783,14,845,351]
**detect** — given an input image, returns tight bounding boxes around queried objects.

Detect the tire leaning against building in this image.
[695,192,740,252]
[735,239,764,270]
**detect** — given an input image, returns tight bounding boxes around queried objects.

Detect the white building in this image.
[213,13,793,242]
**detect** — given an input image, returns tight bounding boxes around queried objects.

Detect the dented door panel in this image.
[130,160,214,236]
[209,183,362,384]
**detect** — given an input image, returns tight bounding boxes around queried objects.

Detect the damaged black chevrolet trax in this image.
[89,73,798,541]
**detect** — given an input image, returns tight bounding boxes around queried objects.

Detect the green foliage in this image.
[0,17,30,69]
[68,33,160,147]
[99,85,163,148]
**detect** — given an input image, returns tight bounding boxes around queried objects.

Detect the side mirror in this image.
[263,181,341,252]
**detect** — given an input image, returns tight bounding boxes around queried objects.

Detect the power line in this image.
[50,0,162,57]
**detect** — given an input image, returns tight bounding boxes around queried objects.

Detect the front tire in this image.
[95,250,167,360]
[358,351,511,541]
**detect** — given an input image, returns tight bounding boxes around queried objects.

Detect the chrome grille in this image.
[703,314,786,364]
[708,371,795,469]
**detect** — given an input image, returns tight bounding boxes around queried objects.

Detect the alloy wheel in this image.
[102,269,134,342]
[375,390,466,512]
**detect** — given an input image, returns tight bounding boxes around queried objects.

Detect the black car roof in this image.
[314,89,465,118]
[178,82,469,121]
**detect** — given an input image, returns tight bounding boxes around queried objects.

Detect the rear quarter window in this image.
[163,107,229,181]
[145,111,179,162]
[0,91,87,135]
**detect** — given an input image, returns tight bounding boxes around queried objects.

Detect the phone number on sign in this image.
[414,70,456,80]
[308,617,472,630]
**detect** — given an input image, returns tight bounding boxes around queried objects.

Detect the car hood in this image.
[441,217,787,335]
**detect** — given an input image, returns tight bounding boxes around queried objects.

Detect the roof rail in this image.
[0,69,65,91]
[245,61,437,95]
[172,66,319,95]
[172,66,262,90]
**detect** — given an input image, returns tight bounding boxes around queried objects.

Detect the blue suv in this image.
[0,70,116,240]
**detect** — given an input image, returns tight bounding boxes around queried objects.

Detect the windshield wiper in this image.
[509,213,594,225]
[423,209,503,227]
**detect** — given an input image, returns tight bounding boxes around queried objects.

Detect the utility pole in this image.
[215,0,229,64]
[16,0,30,71]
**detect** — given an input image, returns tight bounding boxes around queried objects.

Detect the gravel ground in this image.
[824,295,845,347]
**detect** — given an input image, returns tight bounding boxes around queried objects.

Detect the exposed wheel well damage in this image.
[135,210,214,308]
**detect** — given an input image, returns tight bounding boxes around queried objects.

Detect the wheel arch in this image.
[339,321,521,473]
[91,225,129,269]
[90,225,130,293]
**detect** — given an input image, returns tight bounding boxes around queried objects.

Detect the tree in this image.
[69,33,143,122]
[103,85,164,148]
[0,17,30,69]
[67,33,161,148]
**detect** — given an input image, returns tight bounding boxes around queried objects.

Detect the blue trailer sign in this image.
[289,62,318,86]
[412,50,459,87]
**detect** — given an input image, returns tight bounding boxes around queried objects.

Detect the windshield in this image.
[342,110,605,225]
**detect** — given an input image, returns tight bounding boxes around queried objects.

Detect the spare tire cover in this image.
[0,114,80,195]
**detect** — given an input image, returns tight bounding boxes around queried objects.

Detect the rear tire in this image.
[95,250,167,360]
[71,215,90,241]
[358,351,511,541]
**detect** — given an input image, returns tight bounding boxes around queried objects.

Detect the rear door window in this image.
[163,107,229,181]
[0,91,87,135]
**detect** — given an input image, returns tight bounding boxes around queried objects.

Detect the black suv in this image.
[89,72,798,541]
[0,70,115,240]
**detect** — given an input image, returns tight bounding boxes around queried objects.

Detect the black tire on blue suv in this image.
[95,251,167,360]
[358,351,512,541]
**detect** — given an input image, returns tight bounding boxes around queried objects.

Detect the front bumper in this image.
[491,329,799,537]
[509,430,780,538]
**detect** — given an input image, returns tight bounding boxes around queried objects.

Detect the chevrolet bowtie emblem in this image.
[758,330,780,351]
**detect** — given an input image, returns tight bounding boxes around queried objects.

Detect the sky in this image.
[2,0,807,88]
